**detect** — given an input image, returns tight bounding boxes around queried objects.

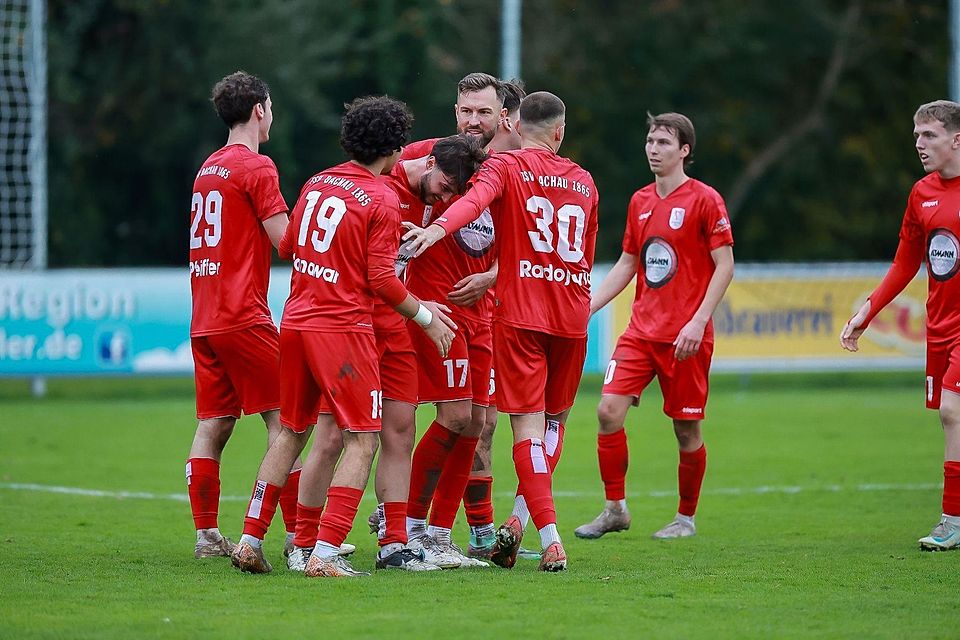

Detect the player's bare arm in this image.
[393,293,457,357]
[589,251,639,316]
[674,244,734,361]
[261,212,289,250]
[447,259,497,307]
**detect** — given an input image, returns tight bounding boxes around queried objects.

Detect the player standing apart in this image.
[574,112,734,541]
[405,91,599,571]
[230,96,455,577]
[186,71,303,559]
[842,100,960,551]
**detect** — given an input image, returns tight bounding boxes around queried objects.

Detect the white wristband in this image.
[412,304,433,328]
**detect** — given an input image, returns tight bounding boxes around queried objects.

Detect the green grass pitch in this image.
[1,372,957,638]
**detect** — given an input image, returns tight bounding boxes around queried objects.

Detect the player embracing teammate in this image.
[230,96,456,577]
[406,91,599,571]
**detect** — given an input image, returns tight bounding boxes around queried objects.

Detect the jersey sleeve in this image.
[703,189,734,249]
[583,183,600,269]
[435,157,507,235]
[864,192,925,325]
[368,190,409,307]
[622,193,640,255]
[246,157,288,221]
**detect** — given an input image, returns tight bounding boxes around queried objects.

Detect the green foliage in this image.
[1,375,958,637]
[45,1,949,265]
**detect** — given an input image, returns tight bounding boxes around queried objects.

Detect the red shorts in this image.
[376,327,418,405]
[602,332,713,421]
[279,329,381,433]
[409,316,493,406]
[926,338,960,409]
[494,323,586,415]
[192,323,280,420]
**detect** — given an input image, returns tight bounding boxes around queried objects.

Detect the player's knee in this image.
[672,419,702,449]
[197,417,235,447]
[596,401,626,433]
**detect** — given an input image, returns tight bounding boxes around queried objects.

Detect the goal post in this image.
[0,0,47,270]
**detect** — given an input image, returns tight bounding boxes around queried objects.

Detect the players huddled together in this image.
[185,68,960,578]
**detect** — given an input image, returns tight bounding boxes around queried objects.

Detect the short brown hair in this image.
[915,100,960,132]
[520,91,565,127]
[430,134,488,194]
[211,71,270,128]
[502,79,526,115]
[457,72,506,105]
[647,112,696,167]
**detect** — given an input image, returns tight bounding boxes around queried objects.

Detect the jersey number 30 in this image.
[526,195,586,262]
[297,191,346,253]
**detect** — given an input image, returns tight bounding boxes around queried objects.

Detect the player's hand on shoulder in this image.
[840,301,870,352]
[673,317,707,362]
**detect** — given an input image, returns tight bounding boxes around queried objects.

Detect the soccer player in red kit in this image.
[573,113,734,541]
[286,135,487,572]
[230,96,456,577]
[842,100,960,551]
[186,71,303,559]
[405,91,600,571]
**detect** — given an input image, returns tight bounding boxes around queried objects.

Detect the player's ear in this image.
[253,102,265,121]
[680,144,690,158]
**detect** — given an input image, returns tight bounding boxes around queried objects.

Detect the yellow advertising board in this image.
[608,265,927,369]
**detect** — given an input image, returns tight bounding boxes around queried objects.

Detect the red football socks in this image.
[316,486,364,548]
[379,501,408,546]
[241,480,283,540]
[463,476,494,527]
[278,468,301,534]
[293,503,323,548]
[186,457,221,530]
[429,435,480,530]
[943,460,960,516]
[513,438,556,529]
[678,444,707,517]
[407,421,459,520]
[545,420,565,472]
[597,429,628,501]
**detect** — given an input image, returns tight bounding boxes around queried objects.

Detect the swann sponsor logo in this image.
[681,407,702,415]
[453,208,495,258]
[189,259,221,278]
[922,200,939,208]
[638,210,652,222]
[518,260,590,286]
[293,257,341,283]
[928,228,960,281]
[641,237,678,288]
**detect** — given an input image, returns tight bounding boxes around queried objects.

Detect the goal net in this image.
[0,0,46,269]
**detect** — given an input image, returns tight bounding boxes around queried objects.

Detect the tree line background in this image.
[46,0,947,266]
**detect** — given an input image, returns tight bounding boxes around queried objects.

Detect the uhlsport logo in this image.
[641,236,678,288]
[928,228,960,281]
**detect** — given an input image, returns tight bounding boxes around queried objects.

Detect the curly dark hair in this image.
[430,135,488,194]
[211,71,269,128]
[340,96,414,164]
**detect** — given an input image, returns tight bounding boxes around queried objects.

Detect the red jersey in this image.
[896,173,960,344]
[400,137,440,162]
[435,148,599,338]
[278,162,407,332]
[189,144,288,336]
[622,178,734,343]
[371,160,426,332]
